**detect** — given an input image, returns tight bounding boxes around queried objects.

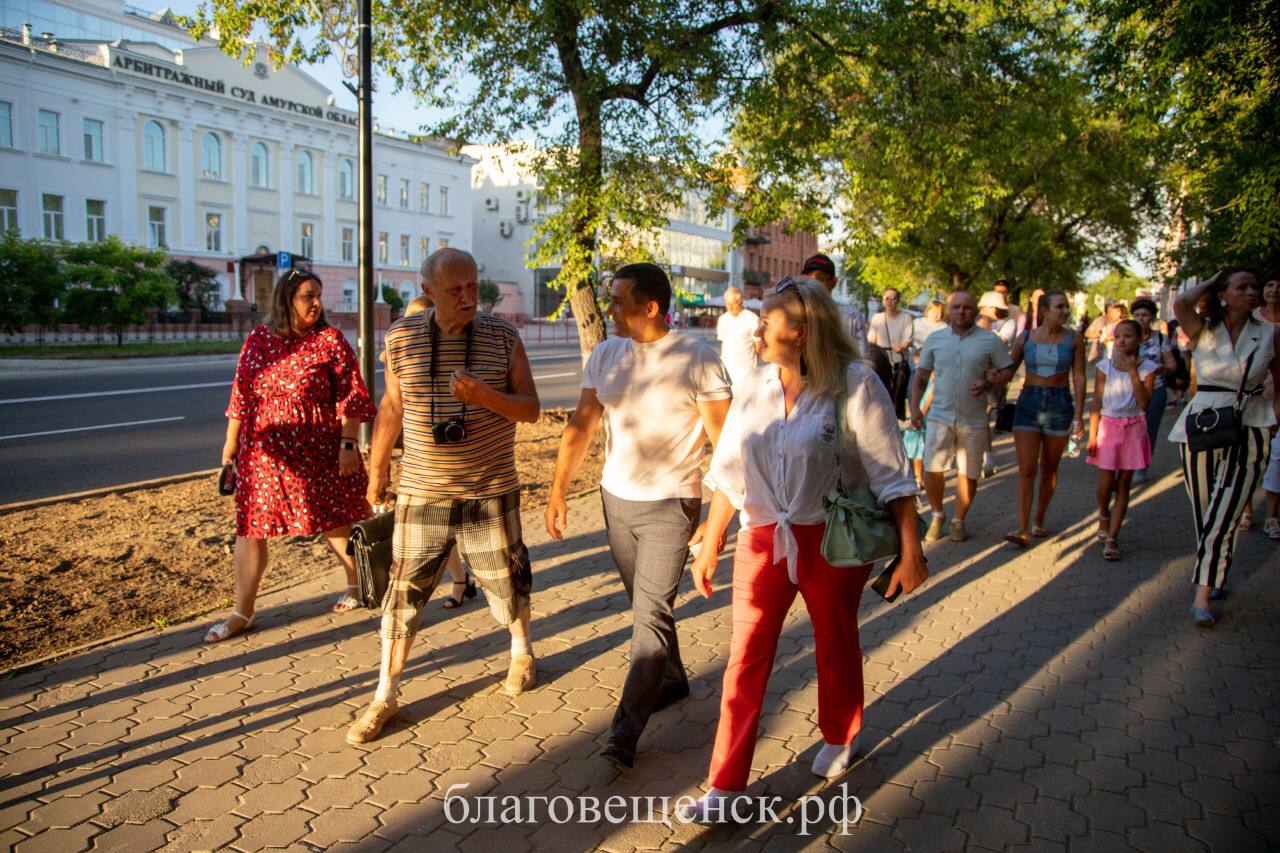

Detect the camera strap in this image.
[428,310,474,427]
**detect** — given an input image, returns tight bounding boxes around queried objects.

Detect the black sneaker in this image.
[602,742,634,769]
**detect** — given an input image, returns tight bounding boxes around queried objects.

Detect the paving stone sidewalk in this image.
[2,428,1279,852]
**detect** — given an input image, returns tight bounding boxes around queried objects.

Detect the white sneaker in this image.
[812,737,860,778]
[677,789,750,824]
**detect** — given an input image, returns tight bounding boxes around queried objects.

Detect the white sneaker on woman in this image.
[812,737,860,778]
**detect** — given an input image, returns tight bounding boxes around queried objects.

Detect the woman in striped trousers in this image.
[1168,269,1280,627]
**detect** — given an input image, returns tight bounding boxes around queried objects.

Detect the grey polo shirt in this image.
[918,324,1013,427]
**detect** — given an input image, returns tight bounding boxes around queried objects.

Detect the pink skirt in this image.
[1087,415,1151,471]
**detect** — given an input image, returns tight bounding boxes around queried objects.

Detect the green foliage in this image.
[380,284,405,315]
[166,259,221,314]
[184,0,793,352]
[61,237,178,345]
[0,233,65,333]
[1085,268,1149,307]
[730,2,1159,294]
[1090,0,1280,274]
[478,278,504,313]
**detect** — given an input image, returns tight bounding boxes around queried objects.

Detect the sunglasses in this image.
[775,276,807,312]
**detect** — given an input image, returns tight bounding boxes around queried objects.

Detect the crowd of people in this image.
[206,249,1280,818]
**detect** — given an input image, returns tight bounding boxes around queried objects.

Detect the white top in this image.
[869,311,915,365]
[992,317,1017,349]
[911,318,947,356]
[1096,358,1157,418]
[716,309,760,383]
[707,362,917,582]
[582,332,732,501]
[1168,319,1277,442]
[839,303,869,350]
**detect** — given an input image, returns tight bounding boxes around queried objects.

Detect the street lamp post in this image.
[356,0,375,446]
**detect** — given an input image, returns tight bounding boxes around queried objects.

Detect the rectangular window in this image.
[399,179,409,209]
[0,102,11,148]
[0,189,18,234]
[399,234,410,267]
[86,199,106,242]
[42,194,64,240]
[148,205,167,248]
[438,186,449,215]
[37,109,60,155]
[341,227,354,263]
[377,231,388,264]
[83,118,104,162]
[438,238,448,250]
[205,211,222,252]
[420,236,428,261]
[300,222,314,258]
[419,182,430,212]
[376,174,387,205]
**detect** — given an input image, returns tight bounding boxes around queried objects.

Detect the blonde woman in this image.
[681,277,927,820]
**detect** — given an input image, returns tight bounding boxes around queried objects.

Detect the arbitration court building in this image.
[0,0,475,328]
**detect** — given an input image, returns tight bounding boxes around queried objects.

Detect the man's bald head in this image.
[421,247,479,330]
[947,290,978,331]
[421,247,478,288]
[724,286,744,315]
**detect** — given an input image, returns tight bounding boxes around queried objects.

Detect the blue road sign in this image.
[277,251,292,269]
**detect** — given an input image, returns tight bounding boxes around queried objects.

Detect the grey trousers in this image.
[600,488,701,755]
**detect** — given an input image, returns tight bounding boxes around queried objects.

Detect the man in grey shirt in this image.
[910,291,1014,541]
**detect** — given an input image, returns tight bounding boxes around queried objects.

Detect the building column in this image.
[115,109,138,244]
[278,138,294,254]
[177,119,196,251]
[231,131,249,255]
[321,143,337,262]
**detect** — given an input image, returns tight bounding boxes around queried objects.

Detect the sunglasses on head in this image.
[775,276,807,310]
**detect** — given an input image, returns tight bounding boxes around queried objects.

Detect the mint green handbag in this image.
[820,390,925,566]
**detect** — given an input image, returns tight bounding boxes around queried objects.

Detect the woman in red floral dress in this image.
[205,269,377,642]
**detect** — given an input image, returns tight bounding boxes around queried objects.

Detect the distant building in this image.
[739,222,819,299]
[0,0,475,331]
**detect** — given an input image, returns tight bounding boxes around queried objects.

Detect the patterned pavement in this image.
[2,427,1279,851]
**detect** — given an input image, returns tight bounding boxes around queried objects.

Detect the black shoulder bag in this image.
[348,507,395,609]
[1184,351,1258,454]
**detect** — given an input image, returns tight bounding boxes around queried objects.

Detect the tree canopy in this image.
[61,238,176,345]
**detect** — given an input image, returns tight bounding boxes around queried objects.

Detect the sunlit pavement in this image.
[2,423,1278,851]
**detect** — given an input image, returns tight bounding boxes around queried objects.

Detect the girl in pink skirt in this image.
[1087,319,1157,560]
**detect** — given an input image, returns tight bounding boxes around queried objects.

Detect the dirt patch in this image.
[0,411,601,668]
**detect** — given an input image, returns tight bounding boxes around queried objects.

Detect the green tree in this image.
[478,278,504,313]
[380,284,405,315]
[166,259,221,314]
[0,234,65,334]
[1091,0,1280,275]
[729,2,1159,296]
[1086,268,1148,307]
[187,0,792,356]
[61,238,177,345]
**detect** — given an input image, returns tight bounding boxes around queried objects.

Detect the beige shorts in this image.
[924,420,988,481]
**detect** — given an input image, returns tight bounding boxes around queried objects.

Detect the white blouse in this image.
[707,362,918,582]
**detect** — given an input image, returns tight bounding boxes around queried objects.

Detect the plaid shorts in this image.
[382,489,533,640]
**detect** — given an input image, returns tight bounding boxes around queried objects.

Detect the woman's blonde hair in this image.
[763,276,859,398]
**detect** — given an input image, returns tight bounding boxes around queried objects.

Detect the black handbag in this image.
[348,509,395,609]
[1185,351,1257,454]
[994,401,1017,433]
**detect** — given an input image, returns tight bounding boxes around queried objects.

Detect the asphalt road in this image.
[0,341,585,504]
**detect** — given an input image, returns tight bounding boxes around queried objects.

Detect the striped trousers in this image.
[1179,427,1271,588]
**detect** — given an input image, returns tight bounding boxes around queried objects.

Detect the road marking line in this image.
[0,416,186,441]
[532,372,578,380]
[0,382,229,404]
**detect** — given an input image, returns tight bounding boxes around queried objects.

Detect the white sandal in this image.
[332,585,361,612]
[203,611,255,643]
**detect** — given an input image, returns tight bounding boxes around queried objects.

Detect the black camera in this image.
[432,418,467,444]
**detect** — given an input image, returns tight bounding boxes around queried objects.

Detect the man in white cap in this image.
[715,286,759,385]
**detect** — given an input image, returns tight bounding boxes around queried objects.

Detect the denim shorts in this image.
[1012,385,1075,436]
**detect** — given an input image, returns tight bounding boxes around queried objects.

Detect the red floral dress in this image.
[226,325,377,538]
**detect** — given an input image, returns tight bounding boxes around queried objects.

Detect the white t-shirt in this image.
[707,362,917,583]
[716,309,760,383]
[1097,357,1157,418]
[869,311,915,364]
[582,332,733,501]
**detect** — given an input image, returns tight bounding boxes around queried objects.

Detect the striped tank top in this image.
[385,310,520,498]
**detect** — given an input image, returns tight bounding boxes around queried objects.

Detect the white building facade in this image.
[0,0,474,322]
[466,143,742,319]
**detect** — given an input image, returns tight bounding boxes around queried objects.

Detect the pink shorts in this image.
[1087,415,1151,471]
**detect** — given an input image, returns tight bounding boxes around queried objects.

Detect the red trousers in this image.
[708,521,871,791]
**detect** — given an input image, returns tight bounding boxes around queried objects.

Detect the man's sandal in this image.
[332,585,361,613]
[204,611,255,643]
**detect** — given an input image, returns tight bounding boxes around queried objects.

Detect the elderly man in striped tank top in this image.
[348,248,542,745]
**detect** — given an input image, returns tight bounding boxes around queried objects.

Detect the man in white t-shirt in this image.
[545,262,732,771]
[868,287,915,418]
[716,286,759,384]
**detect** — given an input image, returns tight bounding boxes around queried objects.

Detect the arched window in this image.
[143,120,166,171]
[251,142,270,187]
[296,150,314,194]
[200,131,221,179]
[338,158,354,200]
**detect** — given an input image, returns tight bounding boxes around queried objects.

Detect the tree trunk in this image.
[566,93,609,361]
[946,265,971,292]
